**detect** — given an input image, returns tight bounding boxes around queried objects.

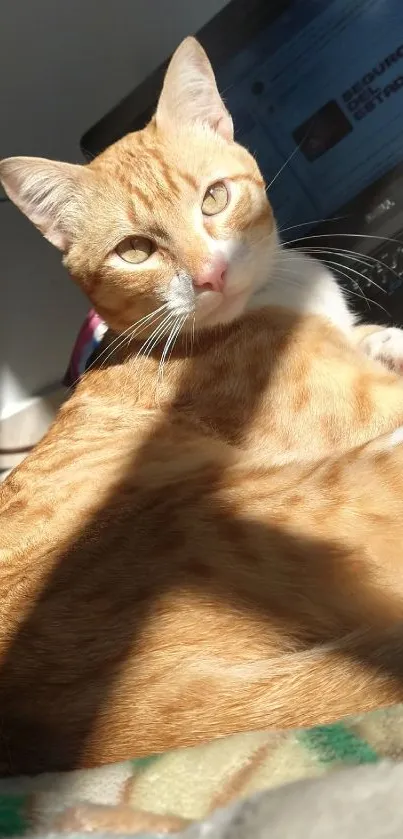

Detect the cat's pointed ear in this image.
[156,37,233,141]
[0,156,90,250]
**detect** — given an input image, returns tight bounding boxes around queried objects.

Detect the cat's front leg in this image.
[354,325,403,373]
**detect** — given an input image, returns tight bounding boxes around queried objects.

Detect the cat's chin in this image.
[194,289,250,329]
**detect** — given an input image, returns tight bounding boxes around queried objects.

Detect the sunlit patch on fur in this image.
[384,426,403,448]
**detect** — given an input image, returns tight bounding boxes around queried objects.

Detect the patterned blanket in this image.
[1,704,403,836]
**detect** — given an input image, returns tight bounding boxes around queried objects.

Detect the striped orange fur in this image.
[1,39,403,775]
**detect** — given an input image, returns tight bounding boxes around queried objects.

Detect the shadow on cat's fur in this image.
[1,312,403,775]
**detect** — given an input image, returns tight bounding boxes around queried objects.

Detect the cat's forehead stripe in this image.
[116,144,184,205]
[176,171,198,190]
[131,186,154,213]
[147,224,169,242]
[150,152,181,199]
[231,173,265,188]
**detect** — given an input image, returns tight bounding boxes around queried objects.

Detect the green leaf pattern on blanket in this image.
[300,722,379,765]
[0,794,27,837]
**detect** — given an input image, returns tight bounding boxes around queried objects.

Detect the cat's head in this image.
[0,38,277,336]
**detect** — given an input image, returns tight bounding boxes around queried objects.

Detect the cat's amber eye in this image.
[115,236,154,264]
[202,181,229,216]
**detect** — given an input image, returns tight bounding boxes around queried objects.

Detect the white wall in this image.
[1,0,228,416]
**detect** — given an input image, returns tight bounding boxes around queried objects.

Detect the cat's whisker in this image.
[278,216,348,235]
[100,306,166,359]
[295,247,400,293]
[280,246,370,281]
[265,142,303,193]
[121,305,168,345]
[123,312,169,357]
[299,244,386,268]
[278,243,394,300]
[343,285,377,312]
[127,305,169,345]
[124,313,170,360]
[191,314,196,358]
[268,263,376,312]
[134,314,177,401]
[138,312,177,361]
[118,311,167,354]
[301,250,386,295]
[320,260,371,310]
[320,259,389,315]
[81,305,168,381]
[313,256,368,293]
[172,316,188,367]
[98,308,167,372]
[284,232,403,248]
[157,317,179,385]
[299,247,392,292]
[69,322,133,387]
[158,314,186,388]
[100,313,169,392]
[137,323,172,361]
[171,314,188,359]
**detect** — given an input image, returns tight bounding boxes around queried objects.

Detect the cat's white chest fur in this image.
[248,248,355,335]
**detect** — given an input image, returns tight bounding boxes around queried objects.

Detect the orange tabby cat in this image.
[3,38,403,776]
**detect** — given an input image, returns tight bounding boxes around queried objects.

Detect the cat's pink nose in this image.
[194,253,228,293]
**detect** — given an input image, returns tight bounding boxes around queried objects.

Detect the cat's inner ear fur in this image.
[0,157,90,251]
[156,37,233,141]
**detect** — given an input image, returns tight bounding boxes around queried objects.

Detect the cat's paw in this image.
[360,327,403,373]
